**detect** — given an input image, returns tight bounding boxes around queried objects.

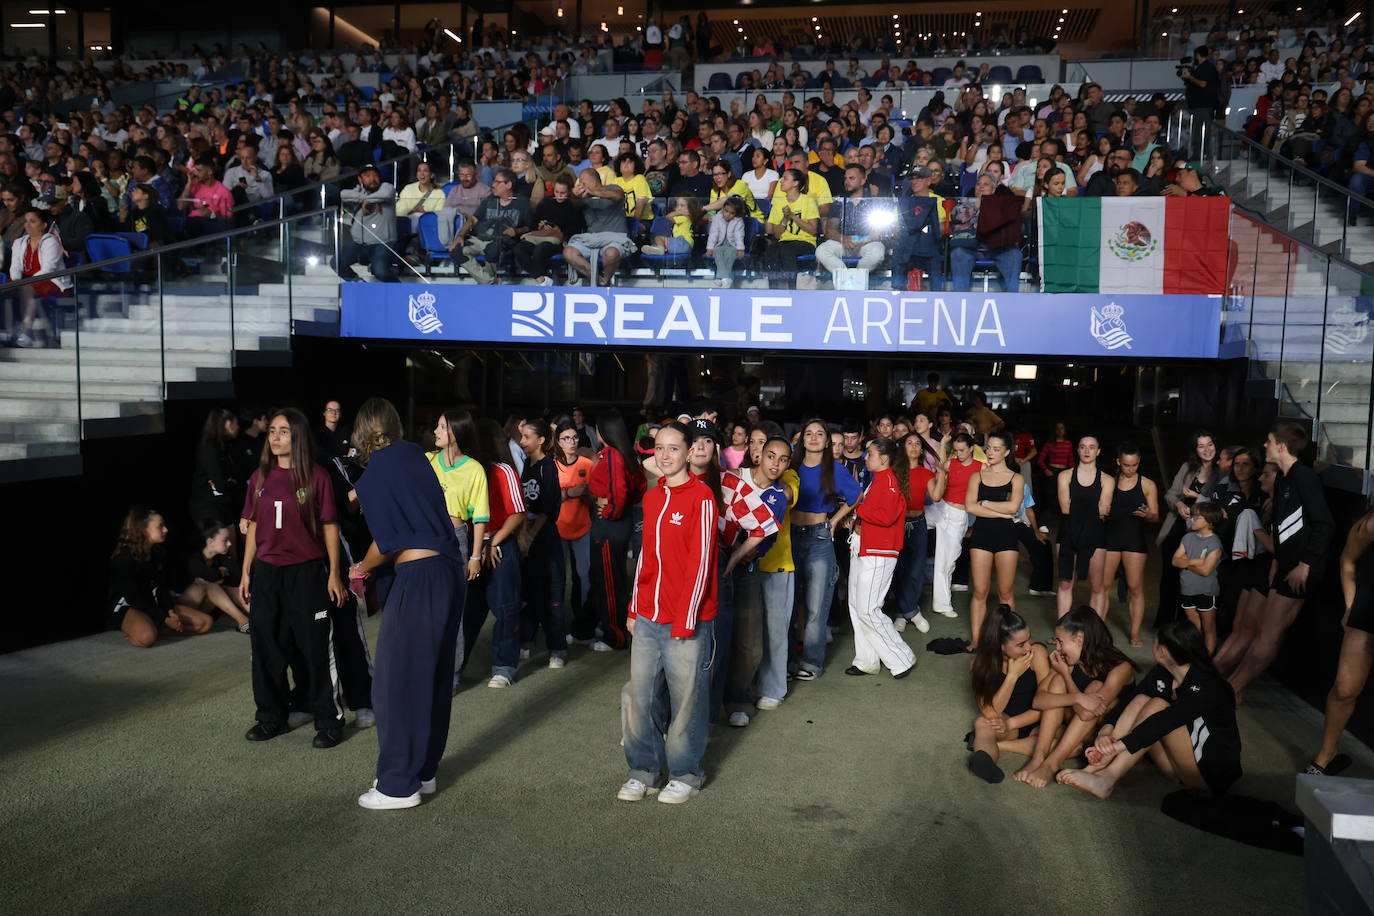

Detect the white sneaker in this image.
[894,616,907,632]
[519,648,531,660]
[13,332,32,347]
[617,778,659,801]
[548,656,566,669]
[590,640,614,652]
[566,633,575,645]
[640,244,666,255]
[419,778,436,795]
[951,583,969,592]
[756,696,782,710]
[357,787,421,810]
[712,278,731,288]
[656,779,700,804]
[1028,588,1056,597]
[566,273,584,287]
[913,613,931,633]
[932,607,959,618]
[728,711,750,727]
[354,708,376,729]
[488,674,511,688]
[535,275,553,286]
[287,711,312,729]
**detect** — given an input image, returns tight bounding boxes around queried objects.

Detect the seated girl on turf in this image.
[1013,605,1137,788]
[108,507,216,648]
[1059,618,1241,799]
[967,604,1051,784]
[184,520,251,633]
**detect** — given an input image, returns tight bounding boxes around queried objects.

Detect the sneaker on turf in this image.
[519,647,531,660]
[488,674,512,688]
[728,711,750,727]
[548,656,566,669]
[951,583,969,592]
[794,669,818,681]
[1028,588,1055,597]
[590,640,614,652]
[617,778,659,801]
[894,616,907,632]
[656,780,700,804]
[357,787,421,810]
[354,707,376,729]
[912,613,931,633]
[756,696,782,710]
[932,607,959,618]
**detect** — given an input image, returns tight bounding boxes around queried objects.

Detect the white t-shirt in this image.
[382,126,416,151]
[743,168,779,200]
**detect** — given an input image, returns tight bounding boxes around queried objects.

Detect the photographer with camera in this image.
[1181,45,1221,157]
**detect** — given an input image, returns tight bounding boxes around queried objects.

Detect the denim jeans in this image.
[338,239,398,282]
[461,540,523,683]
[892,517,929,620]
[949,245,1021,292]
[734,567,796,705]
[792,522,839,675]
[890,235,945,291]
[624,617,714,789]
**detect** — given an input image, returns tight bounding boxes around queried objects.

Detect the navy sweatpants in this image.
[373,555,466,798]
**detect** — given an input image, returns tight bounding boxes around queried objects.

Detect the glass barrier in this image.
[0,211,338,467]
[1276,243,1328,423]
[1320,259,1374,471]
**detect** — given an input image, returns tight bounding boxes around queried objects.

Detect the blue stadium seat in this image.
[827,75,852,89]
[639,216,693,273]
[358,85,377,101]
[85,234,135,273]
[986,65,1014,83]
[707,72,734,91]
[930,67,953,85]
[417,211,461,273]
[1016,65,1044,83]
[959,169,978,197]
[860,77,882,89]
[441,181,458,196]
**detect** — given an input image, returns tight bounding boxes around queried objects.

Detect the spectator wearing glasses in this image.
[1083,148,1134,197]
[816,165,890,287]
[448,168,532,284]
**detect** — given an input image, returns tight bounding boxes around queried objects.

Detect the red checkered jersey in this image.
[718,469,781,549]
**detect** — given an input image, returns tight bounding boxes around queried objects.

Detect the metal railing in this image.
[1169,108,1374,266]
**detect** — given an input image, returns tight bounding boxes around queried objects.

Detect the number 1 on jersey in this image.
[274,500,283,530]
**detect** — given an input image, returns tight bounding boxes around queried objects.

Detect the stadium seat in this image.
[959,168,978,197]
[639,216,693,273]
[707,72,734,91]
[986,65,1014,83]
[930,67,953,85]
[828,75,852,89]
[417,211,460,273]
[734,72,751,89]
[441,182,458,196]
[85,234,135,273]
[1016,65,1044,83]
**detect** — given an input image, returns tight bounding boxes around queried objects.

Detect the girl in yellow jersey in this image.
[428,409,488,583]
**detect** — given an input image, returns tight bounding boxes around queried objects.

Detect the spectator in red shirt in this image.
[180,156,234,236]
[846,436,917,678]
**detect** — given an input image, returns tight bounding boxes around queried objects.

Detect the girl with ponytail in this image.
[967,604,1051,783]
[844,436,917,679]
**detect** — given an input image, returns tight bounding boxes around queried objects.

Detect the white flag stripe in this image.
[1098,197,1166,295]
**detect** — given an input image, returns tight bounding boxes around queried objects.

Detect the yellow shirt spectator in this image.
[671,214,694,243]
[770,171,833,212]
[610,173,652,217]
[396,181,447,216]
[759,469,800,573]
[771,193,820,245]
[710,179,758,217]
[427,452,491,524]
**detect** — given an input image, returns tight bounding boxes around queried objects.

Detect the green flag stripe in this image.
[1039,197,1102,293]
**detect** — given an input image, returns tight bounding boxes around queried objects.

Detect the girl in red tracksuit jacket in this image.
[846,437,918,679]
[619,422,720,804]
[583,409,646,650]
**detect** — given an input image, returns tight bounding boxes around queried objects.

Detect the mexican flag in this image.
[1037,197,1230,294]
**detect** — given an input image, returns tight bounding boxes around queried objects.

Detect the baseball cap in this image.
[41,186,69,204]
[358,163,380,176]
[1181,161,1205,172]
[908,164,933,179]
[690,418,722,443]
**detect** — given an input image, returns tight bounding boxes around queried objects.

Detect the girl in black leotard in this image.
[1055,436,1114,619]
[1060,619,1241,799]
[965,432,1025,650]
[1102,443,1160,647]
[967,605,1051,783]
[1014,605,1137,789]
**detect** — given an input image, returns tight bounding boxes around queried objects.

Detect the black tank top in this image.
[979,477,1013,505]
[1109,477,1145,520]
[1002,664,1038,718]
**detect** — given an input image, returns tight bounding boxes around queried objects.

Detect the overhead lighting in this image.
[1345,11,1361,25]
[444,28,462,42]
[27,8,67,13]
[733,19,738,24]
[617,5,623,14]
[1014,365,1038,380]
[892,13,898,18]
[600,20,608,30]
[556,7,563,16]
[10,22,45,28]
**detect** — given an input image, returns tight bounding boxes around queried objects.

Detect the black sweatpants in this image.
[289,591,373,712]
[249,558,344,731]
[1016,523,1055,593]
[583,514,632,648]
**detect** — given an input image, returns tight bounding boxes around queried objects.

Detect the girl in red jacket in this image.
[619,421,719,806]
[583,409,645,650]
[846,437,918,679]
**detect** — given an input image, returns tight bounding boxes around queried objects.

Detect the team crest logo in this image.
[1091,303,1133,350]
[1107,220,1157,262]
[1324,302,1369,357]
[408,290,443,334]
[511,291,556,337]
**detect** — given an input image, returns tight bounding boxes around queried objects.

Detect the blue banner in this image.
[340,284,1222,359]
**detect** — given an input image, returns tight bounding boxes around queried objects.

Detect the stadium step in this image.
[0,271,339,477]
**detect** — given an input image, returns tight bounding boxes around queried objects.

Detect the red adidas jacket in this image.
[629,475,718,637]
[587,446,646,521]
[855,467,906,558]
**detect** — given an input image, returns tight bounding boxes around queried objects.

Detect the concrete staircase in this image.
[0,247,342,482]
[1224,209,1374,474]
